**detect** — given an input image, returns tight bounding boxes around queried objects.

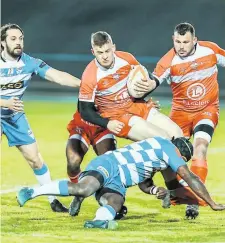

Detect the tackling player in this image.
[17,137,225,229]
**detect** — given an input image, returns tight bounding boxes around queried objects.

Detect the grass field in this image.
[1,101,225,243]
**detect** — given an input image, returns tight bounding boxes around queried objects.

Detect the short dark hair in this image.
[174,22,195,36]
[91,31,113,47]
[1,23,24,42]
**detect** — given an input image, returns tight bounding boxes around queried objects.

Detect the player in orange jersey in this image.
[150,22,225,218]
[66,108,121,216]
[66,98,160,217]
[78,31,183,142]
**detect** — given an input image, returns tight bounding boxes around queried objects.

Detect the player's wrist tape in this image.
[149,186,158,195]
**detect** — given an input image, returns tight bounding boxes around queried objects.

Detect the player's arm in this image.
[79,101,109,128]
[138,177,168,199]
[79,64,124,134]
[162,139,225,211]
[79,101,124,134]
[176,165,225,211]
[44,68,81,87]
[135,49,175,95]
[33,58,80,87]
[0,97,23,111]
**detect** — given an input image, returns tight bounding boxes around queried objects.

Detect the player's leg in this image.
[69,131,116,216]
[185,107,219,218]
[169,110,200,218]
[93,135,116,156]
[66,137,89,216]
[84,190,124,229]
[95,187,127,219]
[127,116,171,141]
[118,102,182,141]
[17,174,102,206]
[147,108,183,138]
[2,113,67,212]
[66,138,88,183]
[66,111,90,183]
[17,142,68,212]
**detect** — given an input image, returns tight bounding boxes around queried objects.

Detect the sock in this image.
[68,170,81,184]
[190,159,208,183]
[176,174,188,187]
[93,205,116,221]
[33,163,56,203]
[32,180,69,198]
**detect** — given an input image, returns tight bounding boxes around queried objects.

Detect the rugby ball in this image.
[127,65,150,98]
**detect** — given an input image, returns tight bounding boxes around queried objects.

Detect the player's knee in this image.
[67,152,83,174]
[107,195,124,213]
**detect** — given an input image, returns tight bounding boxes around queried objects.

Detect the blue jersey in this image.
[0,53,51,117]
[102,137,186,188]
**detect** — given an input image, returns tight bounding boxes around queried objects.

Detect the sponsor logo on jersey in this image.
[39,61,47,68]
[112,73,120,81]
[75,127,83,134]
[97,166,109,178]
[28,129,35,139]
[114,88,130,102]
[0,81,24,90]
[187,83,206,100]
[190,61,199,70]
[202,111,212,117]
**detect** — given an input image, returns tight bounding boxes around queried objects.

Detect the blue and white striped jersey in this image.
[104,137,186,188]
[0,53,51,117]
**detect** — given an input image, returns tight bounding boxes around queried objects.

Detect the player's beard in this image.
[6,44,23,59]
[177,45,196,58]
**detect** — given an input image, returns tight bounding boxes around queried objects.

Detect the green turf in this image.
[1,102,225,243]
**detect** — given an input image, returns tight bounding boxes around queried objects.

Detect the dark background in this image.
[2,0,225,101]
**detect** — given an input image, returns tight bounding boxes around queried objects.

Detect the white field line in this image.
[0,147,225,195]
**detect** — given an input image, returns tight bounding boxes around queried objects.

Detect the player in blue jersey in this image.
[0,23,80,212]
[17,137,225,229]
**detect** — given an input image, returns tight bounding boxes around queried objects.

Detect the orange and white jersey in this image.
[153,41,225,112]
[79,51,139,118]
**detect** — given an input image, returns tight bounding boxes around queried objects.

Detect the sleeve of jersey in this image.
[214,44,225,67]
[78,65,97,102]
[160,140,186,172]
[153,60,171,84]
[33,58,51,78]
[199,41,225,67]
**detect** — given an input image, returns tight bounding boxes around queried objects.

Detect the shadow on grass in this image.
[120,212,160,221]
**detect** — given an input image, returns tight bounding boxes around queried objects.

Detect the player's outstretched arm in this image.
[44,68,81,87]
[177,165,225,211]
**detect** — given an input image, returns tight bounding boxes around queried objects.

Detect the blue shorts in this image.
[81,156,127,197]
[1,113,36,147]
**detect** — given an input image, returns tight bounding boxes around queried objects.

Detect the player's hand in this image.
[3,97,24,112]
[156,187,168,200]
[133,79,156,93]
[147,97,161,110]
[210,203,225,211]
[107,120,124,134]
